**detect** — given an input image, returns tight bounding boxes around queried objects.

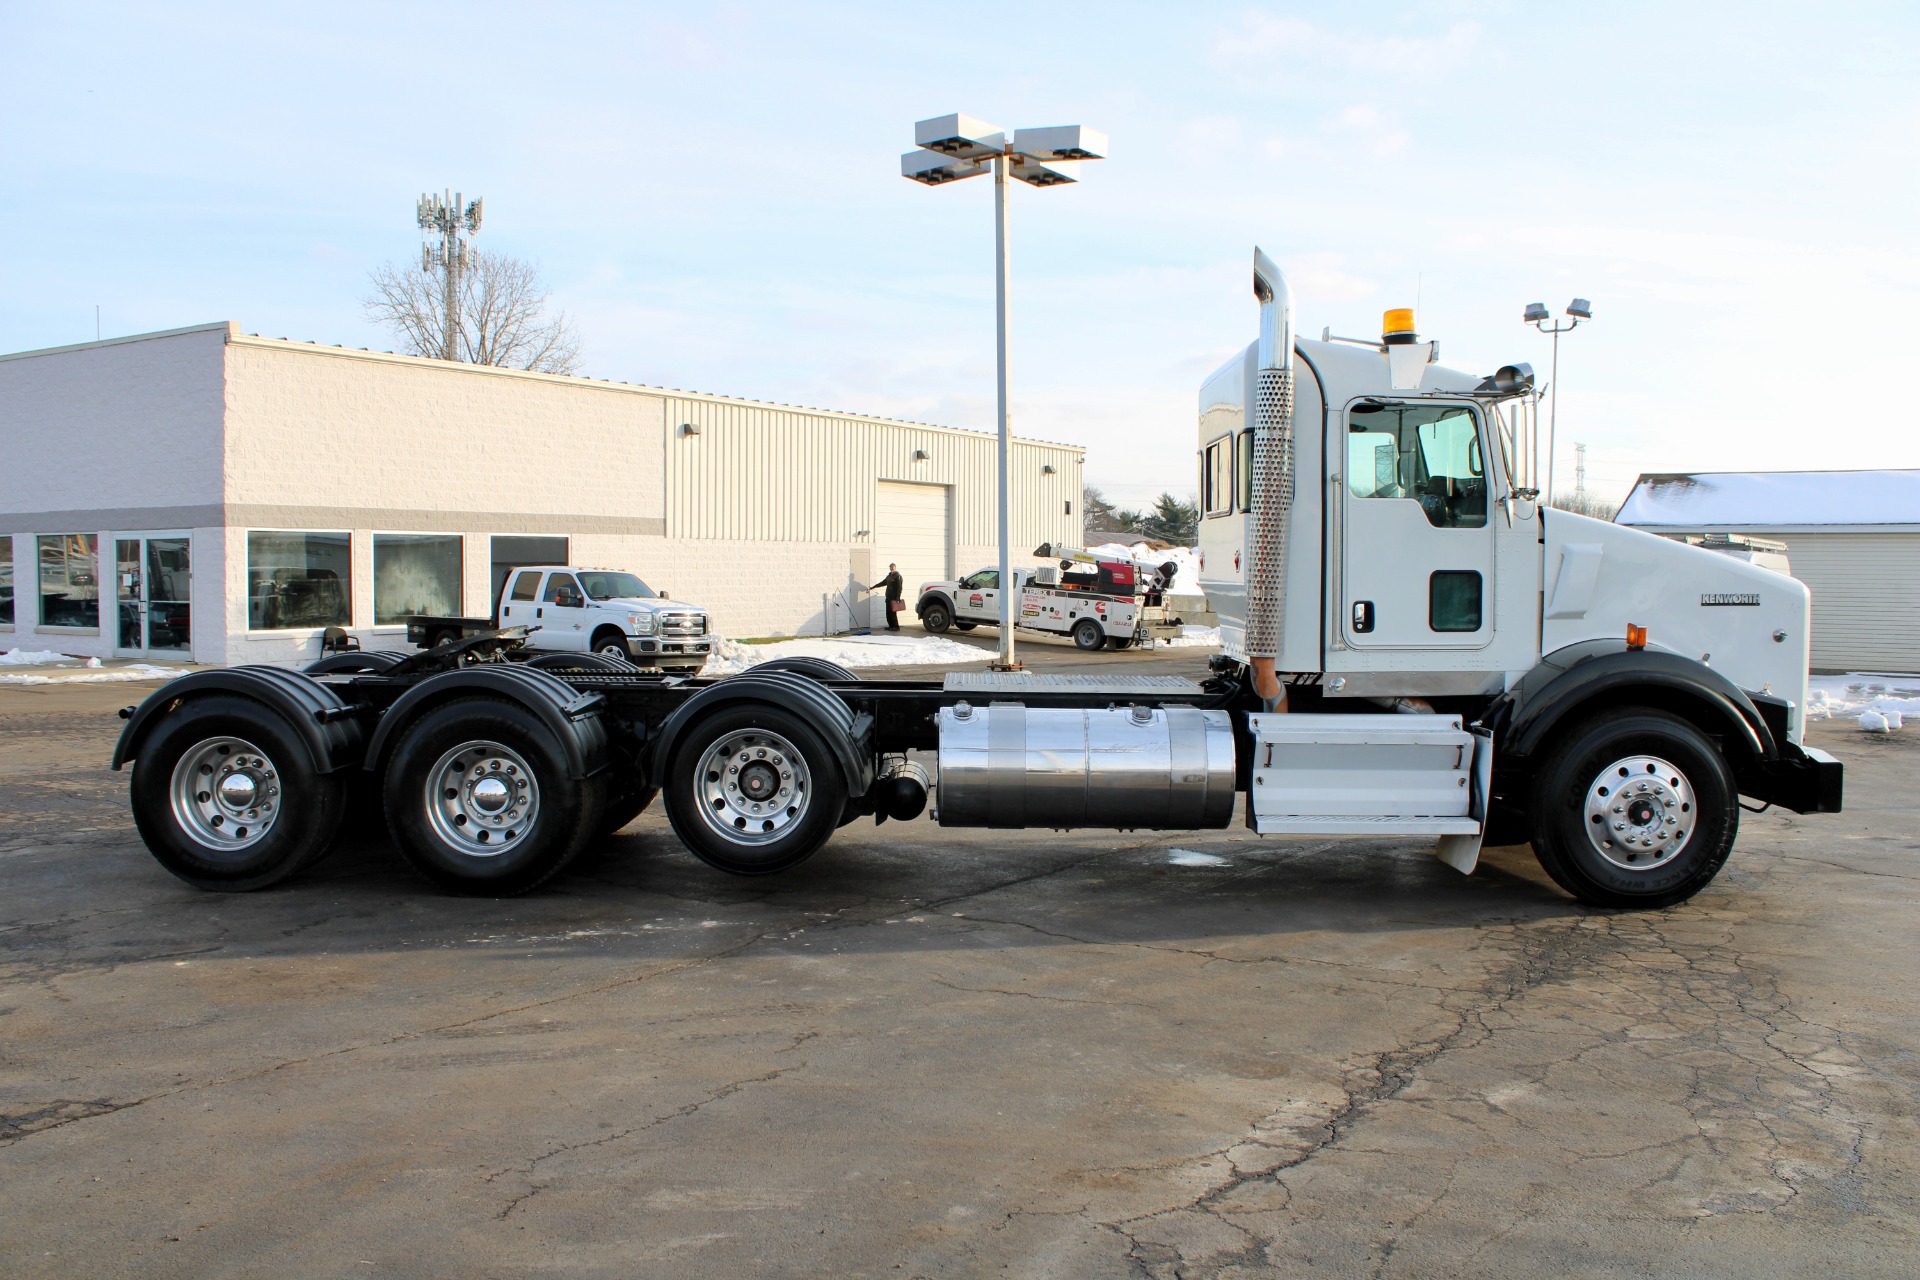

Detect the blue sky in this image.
[4,2,1916,507]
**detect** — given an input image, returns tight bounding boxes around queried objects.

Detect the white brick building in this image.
[0,323,1083,666]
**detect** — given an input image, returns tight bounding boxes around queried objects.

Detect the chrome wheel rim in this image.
[1584,754,1696,870]
[597,642,629,659]
[694,728,811,844]
[170,736,282,853]
[426,739,539,858]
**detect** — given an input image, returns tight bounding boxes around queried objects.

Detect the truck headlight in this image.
[628,612,656,635]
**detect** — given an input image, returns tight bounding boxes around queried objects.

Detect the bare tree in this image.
[364,249,582,374]
[1550,490,1620,521]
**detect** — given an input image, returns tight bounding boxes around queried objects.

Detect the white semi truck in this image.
[111,248,1841,908]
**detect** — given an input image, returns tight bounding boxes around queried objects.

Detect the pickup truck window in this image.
[542,573,582,603]
[577,571,653,600]
[509,571,541,602]
[960,569,999,590]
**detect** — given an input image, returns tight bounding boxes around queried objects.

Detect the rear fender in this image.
[362,665,611,780]
[650,671,873,797]
[112,667,367,774]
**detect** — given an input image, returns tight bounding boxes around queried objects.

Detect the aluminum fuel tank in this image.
[934,702,1237,830]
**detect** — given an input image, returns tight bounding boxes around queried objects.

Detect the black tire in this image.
[953,620,977,631]
[920,602,953,634]
[1072,619,1105,651]
[590,629,632,661]
[525,651,635,673]
[129,694,347,892]
[663,703,848,876]
[755,656,859,683]
[600,785,658,836]
[1107,637,1134,651]
[382,697,604,895]
[305,650,405,676]
[1528,707,1739,908]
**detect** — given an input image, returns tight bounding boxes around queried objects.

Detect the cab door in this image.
[1339,399,1494,651]
[538,571,590,650]
[958,569,1000,624]
[499,569,542,628]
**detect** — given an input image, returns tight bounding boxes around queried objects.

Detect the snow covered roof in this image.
[1615,469,1920,530]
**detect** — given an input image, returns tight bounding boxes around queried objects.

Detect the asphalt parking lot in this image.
[2,644,1916,1278]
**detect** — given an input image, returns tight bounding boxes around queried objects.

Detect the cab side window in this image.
[543,572,582,603]
[1235,430,1254,510]
[509,571,541,601]
[1201,437,1232,517]
[1345,402,1487,529]
[960,570,998,590]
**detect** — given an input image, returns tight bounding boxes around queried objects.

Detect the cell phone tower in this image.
[417,190,483,361]
[1574,442,1587,504]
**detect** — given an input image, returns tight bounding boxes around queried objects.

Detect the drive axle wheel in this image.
[664,705,847,875]
[1072,619,1105,651]
[383,697,601,895]
[130,694,346,891]
[920,602,952,634]
[1529,707,1738,908]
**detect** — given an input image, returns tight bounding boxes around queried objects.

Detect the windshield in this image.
[577,571,654,600]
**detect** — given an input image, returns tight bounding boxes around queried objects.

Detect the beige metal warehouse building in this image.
[0,323,1083,666]
[1615,469,1920,673]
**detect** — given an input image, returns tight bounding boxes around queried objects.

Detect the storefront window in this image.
[248,531,350,630]
[38,534,100,629]
[374,534,463,625]
[0,536,13,626]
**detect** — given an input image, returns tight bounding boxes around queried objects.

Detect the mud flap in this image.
[1434,726,1494,874]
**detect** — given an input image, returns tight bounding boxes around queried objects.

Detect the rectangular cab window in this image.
[1235,430,1254,510]
[1430,570,1483,632]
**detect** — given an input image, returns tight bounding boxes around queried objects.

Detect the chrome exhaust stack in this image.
[1247,248,1295,711]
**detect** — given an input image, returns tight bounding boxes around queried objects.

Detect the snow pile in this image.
[0,648,83,666]
[1805,674,1920,733]
[0,663,182,686]
[705,632,993,676]
[1168,848,1231,867]
[1159,625,1222,649]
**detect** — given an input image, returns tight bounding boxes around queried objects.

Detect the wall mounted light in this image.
[1042,463,1057,474]
[680,422,701,436]
[913,449,930,461]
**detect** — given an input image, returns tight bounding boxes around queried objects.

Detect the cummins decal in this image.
[1700,592,1761,606]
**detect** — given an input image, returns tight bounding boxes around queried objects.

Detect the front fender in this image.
[1484,640,1775,763]
[914,591,954,619]
[111,666,366,773]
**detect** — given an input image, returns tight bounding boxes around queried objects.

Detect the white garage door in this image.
[875,482,951,627]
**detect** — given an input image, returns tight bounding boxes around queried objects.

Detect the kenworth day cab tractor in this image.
[113,250,1842,907]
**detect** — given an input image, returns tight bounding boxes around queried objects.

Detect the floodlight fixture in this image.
[1567,297,1592,320]
[901,112,1106,670]
[1523,302,1549,323]
[1523,296,1593,500]
[915,113,1007,159]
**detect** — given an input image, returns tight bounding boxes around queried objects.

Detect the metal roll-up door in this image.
[875,482,951,628]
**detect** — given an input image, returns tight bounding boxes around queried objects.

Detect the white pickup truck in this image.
[406,566,714,673]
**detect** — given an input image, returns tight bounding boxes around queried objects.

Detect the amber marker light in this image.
[1627,624,1648,650]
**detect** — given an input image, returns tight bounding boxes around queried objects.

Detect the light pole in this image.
[903,115,1106,671]
[1523,297,1591,503]
[418,190,484,362]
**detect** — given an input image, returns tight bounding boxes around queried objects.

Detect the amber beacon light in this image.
[1382,308,1418,343]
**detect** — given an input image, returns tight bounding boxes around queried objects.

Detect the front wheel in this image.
[663,705,847,875]
[1528,707,1738,908]
[1072,619,1105,651]
[920,602,952,634]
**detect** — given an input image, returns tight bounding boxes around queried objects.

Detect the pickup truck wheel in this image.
[1072,619,1105,651]
[431,628,460,649]
[383,698,601,895]
[920,602,952,634]
[664,705,847,876]
[591,630,633,661]
[953,620,977,631]
[130,695,346,891]
[1107,637,1134,651]
[1528,707,1738,908]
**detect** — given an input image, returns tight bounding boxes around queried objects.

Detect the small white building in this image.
[0,323,1083,666]
[1615,469,1920,673]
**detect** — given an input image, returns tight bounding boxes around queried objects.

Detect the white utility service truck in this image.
[111,248,1840,908]
[405,566,714,674]
[915,546,1187,651]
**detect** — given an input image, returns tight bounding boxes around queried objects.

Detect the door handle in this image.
[1352,600,1375,633]
[536,607,544,618]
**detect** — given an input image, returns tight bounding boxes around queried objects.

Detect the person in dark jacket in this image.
[871,564,904,631]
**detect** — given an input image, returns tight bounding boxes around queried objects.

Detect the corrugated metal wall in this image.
[664,397,1083,550]
[1777,531,1920,672]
